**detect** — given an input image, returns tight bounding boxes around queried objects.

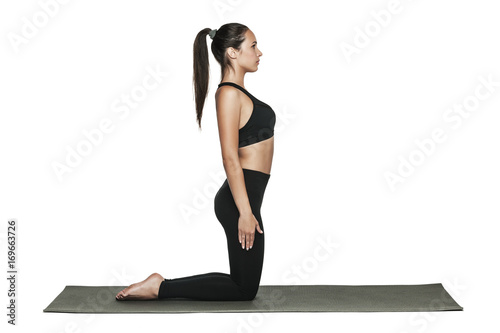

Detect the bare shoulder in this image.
[215,85,241,107]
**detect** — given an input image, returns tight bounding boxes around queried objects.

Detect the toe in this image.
[117,290,127,299]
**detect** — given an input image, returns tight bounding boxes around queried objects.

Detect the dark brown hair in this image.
[193,23,249,130]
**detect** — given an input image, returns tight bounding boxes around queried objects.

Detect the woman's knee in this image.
[239,284,259,301]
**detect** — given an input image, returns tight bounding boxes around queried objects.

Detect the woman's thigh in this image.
[214,178,265,289]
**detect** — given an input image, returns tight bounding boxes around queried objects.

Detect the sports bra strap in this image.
[217,82,255,100]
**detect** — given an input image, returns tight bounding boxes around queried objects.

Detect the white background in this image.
[1,0,499,332]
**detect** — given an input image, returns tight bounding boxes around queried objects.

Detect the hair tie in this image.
[209,29,217,39]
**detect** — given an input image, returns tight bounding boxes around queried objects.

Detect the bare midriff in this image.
[238,136,274,175]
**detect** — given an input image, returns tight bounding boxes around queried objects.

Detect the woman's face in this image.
[233,29,263,72]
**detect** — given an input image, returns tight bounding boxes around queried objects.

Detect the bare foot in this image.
[115,273,164,301]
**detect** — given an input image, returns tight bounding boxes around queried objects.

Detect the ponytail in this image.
[193,28,211,130]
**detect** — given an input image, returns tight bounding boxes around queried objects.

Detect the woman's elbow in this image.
[222,157,241,171]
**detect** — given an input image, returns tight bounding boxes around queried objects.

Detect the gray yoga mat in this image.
[43,283,462,313]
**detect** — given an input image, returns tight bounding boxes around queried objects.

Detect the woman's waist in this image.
[238,138,273,174]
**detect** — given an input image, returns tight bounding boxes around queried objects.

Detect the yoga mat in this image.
[43,283,463,313]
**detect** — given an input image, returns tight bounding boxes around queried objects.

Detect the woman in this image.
[116,23,275,301]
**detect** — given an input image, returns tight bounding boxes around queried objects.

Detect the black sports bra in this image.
[217,82,276,148]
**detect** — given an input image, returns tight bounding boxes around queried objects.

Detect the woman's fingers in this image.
[238,217,263,250]
[239,233,253,250]
[241,230,254,250]
[241,234,250,250]
[247,233,254,250]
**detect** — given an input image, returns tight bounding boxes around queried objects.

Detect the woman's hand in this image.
[238,212,263,250]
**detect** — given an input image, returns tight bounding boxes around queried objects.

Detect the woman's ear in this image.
[226,47,238,60]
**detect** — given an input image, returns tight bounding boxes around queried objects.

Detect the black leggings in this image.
[157,168,271,301]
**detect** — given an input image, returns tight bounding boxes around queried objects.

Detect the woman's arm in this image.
[216,87,262,250]
[215,87,252,216]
